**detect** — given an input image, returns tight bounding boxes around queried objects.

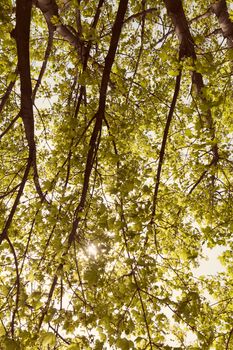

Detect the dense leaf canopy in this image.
[0,0,233,348]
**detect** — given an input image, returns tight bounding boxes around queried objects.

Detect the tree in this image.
[0,0,233,348]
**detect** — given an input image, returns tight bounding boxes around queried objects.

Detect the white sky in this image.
[193,244,226,277]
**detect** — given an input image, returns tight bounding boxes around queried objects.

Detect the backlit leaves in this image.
[0,0,233,349]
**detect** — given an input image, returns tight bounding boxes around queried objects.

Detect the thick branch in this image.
[15,0,35,153]
[163,0,197,59]
[0,0,35,244]
[163,0,219,164]
[0,0,46,244]
[16,0,47,202]
[211,0,233,48]
[163,0,208,94]
[0,29,53,141]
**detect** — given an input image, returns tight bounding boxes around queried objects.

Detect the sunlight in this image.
[86,244,98,257]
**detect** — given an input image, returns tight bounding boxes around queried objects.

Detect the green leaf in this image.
[116,338,132,350]
[67,344,81,350]
[168,69,180,76]
[0,323,6,336]
[41,332,56,348]
[1,338,20,350]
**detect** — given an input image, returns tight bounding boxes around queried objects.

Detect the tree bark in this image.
[16,0,35,153]
[211,0,233,48]
[36,0,82,51]
[163,0,219,164]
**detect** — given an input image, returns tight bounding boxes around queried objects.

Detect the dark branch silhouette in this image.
[211,0,233,48]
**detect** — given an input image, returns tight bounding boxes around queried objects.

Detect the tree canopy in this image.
[0,0,233,348]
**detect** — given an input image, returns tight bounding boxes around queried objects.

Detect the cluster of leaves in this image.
[0,0,233,349]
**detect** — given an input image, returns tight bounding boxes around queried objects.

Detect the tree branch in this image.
[0,158,32,244]
[15,0,34,153]
[32,27,54,101]
[163,0,219,177]
[211,0,233,48]
[15,0,46,202]
[151,71,182,222]
[68,0,129,246]
[6,236,20,337]
[0,25,54,142]
[124,7,158,24]
[35,0,83,56]
[0,0,46,244]
[0,66,18,114]
[226,327,233,350]
[0,183,21,199]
